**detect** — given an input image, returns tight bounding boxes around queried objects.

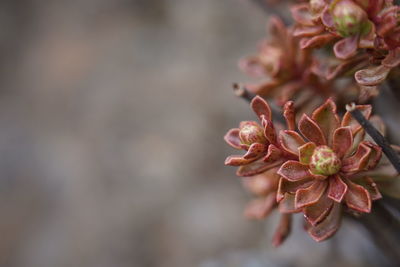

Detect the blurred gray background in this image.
[0,0,387,266]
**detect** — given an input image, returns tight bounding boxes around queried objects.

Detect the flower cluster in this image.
[224,96,395,243]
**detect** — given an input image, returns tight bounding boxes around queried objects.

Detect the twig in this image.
[232,83,256,103]
[346,103,400,174]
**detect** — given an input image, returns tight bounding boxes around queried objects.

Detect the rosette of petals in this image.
[276,98,383,242]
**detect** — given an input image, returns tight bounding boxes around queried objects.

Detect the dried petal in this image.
[298,114,326,145]
[304,193,334,226]
[277,160,314,181]
[307,203,342,242]
[251,96,272,121]
[299,142,317,165]
[333,35,359,60]
[332,127,353,158]
[279,130,306,157]
[355,65,391,86]
[295,180,328,209]
[344,178,371,213]
[327,175,348,202]
[224,128,242,149]
[312,98,340,146]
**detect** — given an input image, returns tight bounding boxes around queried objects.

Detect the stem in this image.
[346,103,400,174]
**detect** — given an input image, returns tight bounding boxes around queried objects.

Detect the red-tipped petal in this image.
[333,127,353,158]
[272,214,292,247]
[243,143,267,159]
[277,160,314,181]
[224,128,242,149]
[341,142,372,173]
[328,175,348,202]
[342,105,372,134]
[300,34,336,49]
[261,117,277,144]
[298,114,326,145]
[251,96,272,121]
[277,177,314,202]
[262,144,282,163]
[355,65,391,86]
[333,35,359,60]
[244,194,276,220]
[344,178,372,213]
[224,155,255,166]
[295,180,328,209]
[356,177,382,201]
[307,203,342,242]
[304,194,334,226]
[293,25,325,37]
[237,158,283,177]
[279,130,306,157]
[283,101,296,131]
[312,98,340,146]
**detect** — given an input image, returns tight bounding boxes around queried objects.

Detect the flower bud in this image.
[239,121,266,145]
[332,0,370,37]
[309,146,341,176]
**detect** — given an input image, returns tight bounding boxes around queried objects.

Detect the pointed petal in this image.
[244,194,276,220]
[333,35,359,60]
[224,128,242,149]
[283,101,296,130]
[298,142,316,165]
[251,96,272,121]
[243,143,267,159]
[295,180,327,209]
[344,178,371,213]
[307,203,342,242]
[355,65,391,86]
[304,194,334,226]
[279,193,301,213]
[237,157,283,177]
[298,114,326,145]
[262,144,282,163]
[225,155,255,166]
[332,127,353,158]
[279,130,306,157]
[272,214,292,247]
[311,98,340,146]
[277,160,314,182]
[327,175,348,203]
[277,177,314,202]
[342,142,372,173]
[342,105,372,134]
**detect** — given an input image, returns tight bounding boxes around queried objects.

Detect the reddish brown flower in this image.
[277,98,382,241]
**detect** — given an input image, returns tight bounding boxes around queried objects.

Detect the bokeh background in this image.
[0,0,390,266]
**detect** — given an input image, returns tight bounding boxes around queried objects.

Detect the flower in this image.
[276,98,383,241]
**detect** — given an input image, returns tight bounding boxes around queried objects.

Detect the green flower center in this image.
[309,145,341,176]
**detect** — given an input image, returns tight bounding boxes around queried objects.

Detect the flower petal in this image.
[244,194,276,220]
[295,180,328,209]
[279,193,301,213]
[342,105,372,134]
[291,4,314,26]
[262,144,282,163]
[283,101,296,130]
[277,177,314,202]
[382,47,400,68]
[341,142,372,173]
[279,130,306,157]
[277,160,314,182]
[332,127,353,158]
[304,194,334,226]
[261,117,277,144]
[224,128,242,149]
[272,214,292,247]
[251,96,272,121]
[344,178,371,213]
[293,25,325,37]
[243,143,267,159]
[364,142,382,170]
[300,33,336,49]
[311,98,340,146]
[298,142,316,165]
[355,65,391,86]
[327,175,348,203]
[307,203,342,242]
[356,177,382,201]
[237,157,283,177]
[333,35,359,60]
[298,114,326,145]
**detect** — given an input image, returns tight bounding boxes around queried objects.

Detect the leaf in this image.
[224,128,242,149]
[298,142,316,165]
[272,214,292,247]
[279,193,301,213]
[295,180,328,209]
[342,105,371,134]
[311,98,340,146]
[298,114,326,145]
[279,130,306,157]
[244,194,276,220]
[327,175,348,202]
[344,178,372,213]
[332,127,353,158]
[304,193,334,226]
[333,35,359,60]
[243,143,267,159]
[236,158,283,177]
[277,160,314,181]
[251,96,272,121]
[342,142,372,173]
[307,203,342,242]
[355,65,391,86]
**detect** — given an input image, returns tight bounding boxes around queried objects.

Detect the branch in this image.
[232,83,256,103]
[346,103,400,174]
